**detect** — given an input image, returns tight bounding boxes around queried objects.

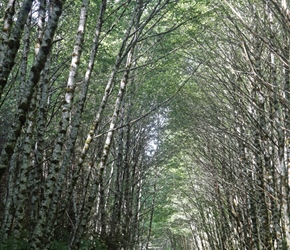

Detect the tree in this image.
[157,0,290,249]
[0,0,199,248]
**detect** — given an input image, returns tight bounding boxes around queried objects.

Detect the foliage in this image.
[2,0,288,249]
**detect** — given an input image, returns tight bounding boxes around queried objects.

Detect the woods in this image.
[163,0,290,249]
[0,0,290,249]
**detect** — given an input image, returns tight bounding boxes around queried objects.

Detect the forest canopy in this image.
[0,0,290,249]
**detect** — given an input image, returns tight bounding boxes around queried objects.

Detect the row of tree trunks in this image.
[0,0,179,248]
[165,0,290,249]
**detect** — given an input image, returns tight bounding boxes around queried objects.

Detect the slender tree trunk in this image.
[31,0,90,245]
[0,0,34,100]
[0,0,64,179]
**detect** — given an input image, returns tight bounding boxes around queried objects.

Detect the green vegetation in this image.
[0,0,290,249]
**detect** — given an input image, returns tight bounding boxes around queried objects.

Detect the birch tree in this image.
[0,0,191,248]
[160,0,290,248]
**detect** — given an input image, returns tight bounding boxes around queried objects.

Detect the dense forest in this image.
[0,0,290,249]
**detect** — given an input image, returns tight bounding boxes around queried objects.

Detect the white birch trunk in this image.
[0,0,34,99]
[52,0,107,228]
[31,0,89,246]
[0,0,64,180]
[69,6,142,242]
